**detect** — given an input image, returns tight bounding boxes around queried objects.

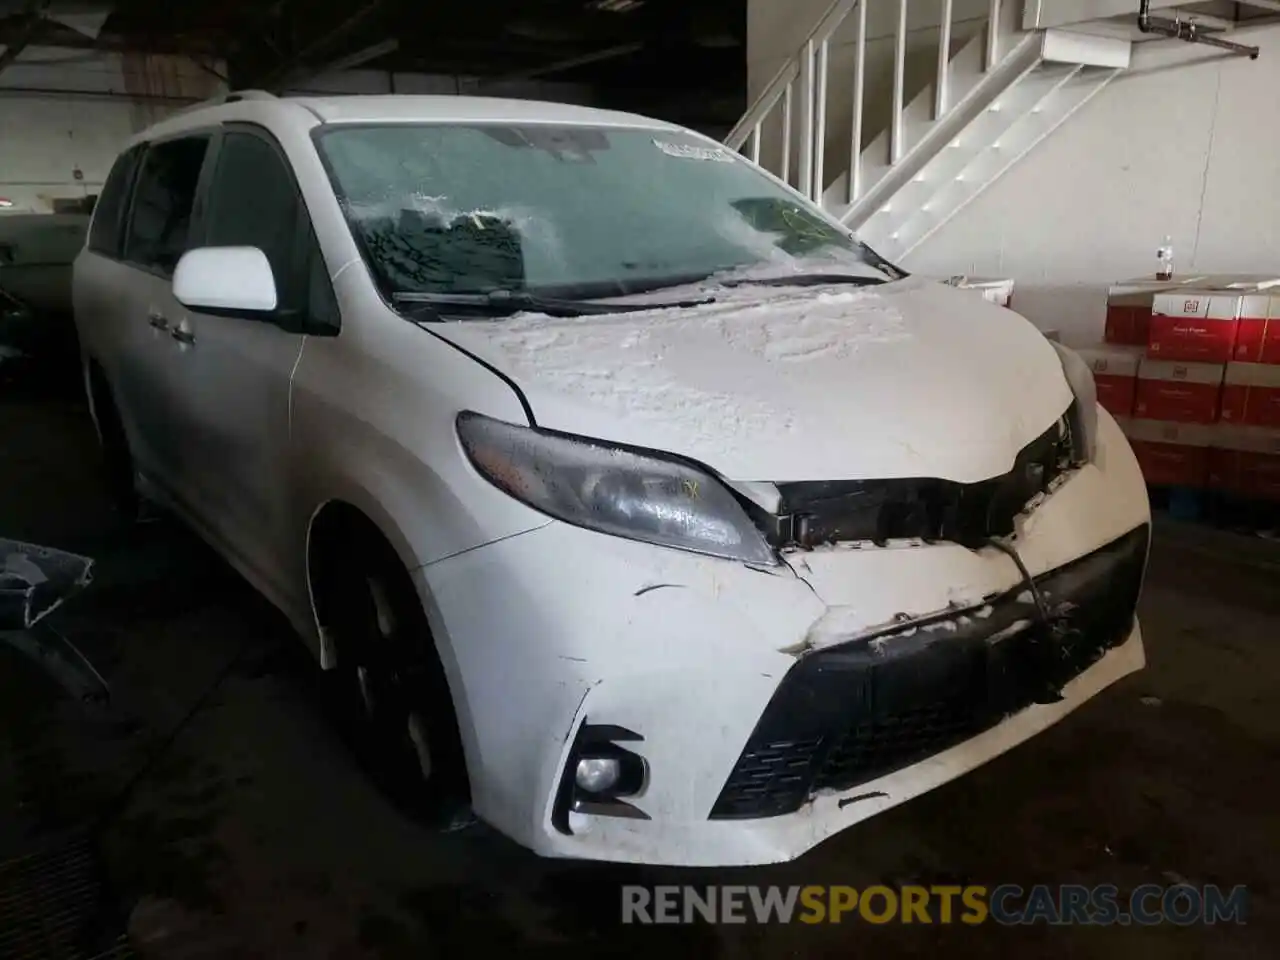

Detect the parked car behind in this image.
[73,92,1150,866]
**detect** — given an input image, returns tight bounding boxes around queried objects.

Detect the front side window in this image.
[204,131,303,311]
[315,124,897,303]
[124,136,210,275]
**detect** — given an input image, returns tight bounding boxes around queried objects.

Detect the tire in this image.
[322,529,472,828]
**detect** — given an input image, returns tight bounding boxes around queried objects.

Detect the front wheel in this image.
[323,539,472,829]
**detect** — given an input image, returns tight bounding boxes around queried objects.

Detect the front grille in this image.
[710,523,1148,820]
[0,836,136,960]
[760,412,1077,550]
[817,699,983,793]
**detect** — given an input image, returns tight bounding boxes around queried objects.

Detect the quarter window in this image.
[88,145,143,258]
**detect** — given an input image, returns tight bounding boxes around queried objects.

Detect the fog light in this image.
[575,756,621,794]
[553,722,650,834]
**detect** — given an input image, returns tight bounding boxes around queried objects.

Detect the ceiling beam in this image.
[0,0,52,76]
[0,23,220,58]
[1236,0,1280,13]
[280,36,397,87]
[255,0,386,90]
[480,40,644,84]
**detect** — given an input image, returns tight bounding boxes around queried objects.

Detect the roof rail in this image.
[222,89,280,103]
[162,88,280,121]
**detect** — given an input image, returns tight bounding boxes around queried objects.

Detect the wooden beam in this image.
[255,0,387,90]
[478,41,643,85]
[0,0,52,76]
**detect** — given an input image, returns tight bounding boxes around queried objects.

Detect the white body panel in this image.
[72,94,1149,866]
[435,275,1073,483]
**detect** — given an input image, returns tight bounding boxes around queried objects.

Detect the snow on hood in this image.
[434,276,1073,483]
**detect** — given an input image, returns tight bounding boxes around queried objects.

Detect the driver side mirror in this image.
[173,246,278,318]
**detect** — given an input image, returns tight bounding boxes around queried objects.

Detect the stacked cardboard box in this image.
[1076,345,1141,417]
[1089,275,1280,496]
[1103,278,1185,347]
[1135,359,1224,424]
[1124,420,1212,487]
[1208,426,1280,500]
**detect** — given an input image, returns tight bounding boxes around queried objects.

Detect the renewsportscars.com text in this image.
[621,884,1249,926]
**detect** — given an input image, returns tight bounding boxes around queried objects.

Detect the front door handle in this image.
[147,312,169,331]
[170,328,196,345]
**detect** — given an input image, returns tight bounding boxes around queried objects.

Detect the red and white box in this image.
[1220,362,1280,428]
[1124,419,1212,487]
[1075,345,1141,417]
[1208,424,1280,500]
[1149,292,1252,363]
[1234,296,1280,365]
[1104,279,1184,346]
[1149,276,1280,363]
[1134,358,1224,424]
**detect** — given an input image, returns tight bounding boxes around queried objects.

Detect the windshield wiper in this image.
[719,273,889,289]
[392,289,714,319]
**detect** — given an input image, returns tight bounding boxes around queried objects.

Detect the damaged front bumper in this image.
[419,410,1150,866]
[711,523,1148,820]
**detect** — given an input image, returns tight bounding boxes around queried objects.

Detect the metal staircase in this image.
[725,0,1130,263]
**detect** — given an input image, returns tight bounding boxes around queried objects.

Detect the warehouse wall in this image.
[905,26,1280,346]
[0,47,596,215]
[0,47,222,213]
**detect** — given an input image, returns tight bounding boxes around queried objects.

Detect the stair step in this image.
[841,30,1047,228]
[855,63,1119,260]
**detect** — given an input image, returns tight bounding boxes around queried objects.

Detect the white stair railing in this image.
[725,0,1005,207]
[724,0,858,203]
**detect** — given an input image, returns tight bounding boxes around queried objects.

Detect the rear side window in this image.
[88,145,142,258]
[124,136,210,276]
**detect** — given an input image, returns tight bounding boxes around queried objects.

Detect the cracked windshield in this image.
[315,123,893,304]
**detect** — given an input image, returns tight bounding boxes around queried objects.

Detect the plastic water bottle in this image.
[1156,235,1174,281]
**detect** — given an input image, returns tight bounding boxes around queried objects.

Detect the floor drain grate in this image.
[0,835,135,959]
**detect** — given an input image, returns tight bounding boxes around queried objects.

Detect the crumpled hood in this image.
[434,276,1074,483]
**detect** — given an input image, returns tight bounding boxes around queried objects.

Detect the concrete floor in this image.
[1,374,1278,959]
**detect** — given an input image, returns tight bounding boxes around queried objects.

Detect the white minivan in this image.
[73,91,1150,866]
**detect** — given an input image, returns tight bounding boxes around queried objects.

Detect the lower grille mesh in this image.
[815,699,982,793]
[0,836,135,960]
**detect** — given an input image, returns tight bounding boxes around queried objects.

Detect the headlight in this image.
[1049,342,1098,464]
[456,412,778,565]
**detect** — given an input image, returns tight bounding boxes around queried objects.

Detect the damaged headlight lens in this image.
[457,411,777,565]
[1050,342,1098,464]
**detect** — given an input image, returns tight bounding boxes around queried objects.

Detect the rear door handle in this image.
[170,328,196,345]
[147,312,169,331]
